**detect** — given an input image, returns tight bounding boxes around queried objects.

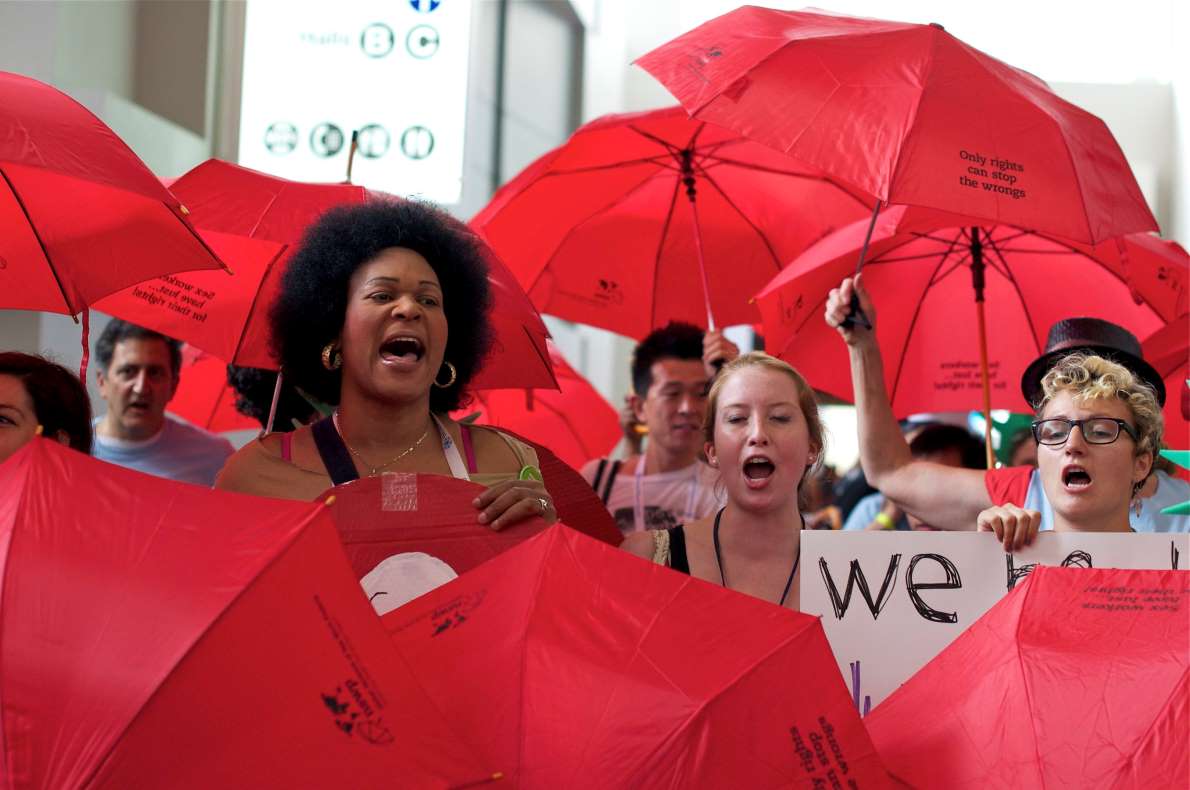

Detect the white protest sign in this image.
[238,0,471,204]
[800,531,1187,713]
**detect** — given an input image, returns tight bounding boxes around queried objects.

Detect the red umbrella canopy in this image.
[755,206,1184,416]
[0,71,225,315]
[0,439,493,788]
[167,345,258,433]
[1143,313,1189,449]
[457,342,621,471]
[865,566,1189,789]
[322,472,620,607]
[97,159,556,389]
[636,7,1158,245]
[472,105,871,338]
[383,525,891,788]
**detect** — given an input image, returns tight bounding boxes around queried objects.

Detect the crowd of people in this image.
[2,198,1185,616]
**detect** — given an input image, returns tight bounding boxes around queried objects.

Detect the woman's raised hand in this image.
[824,275,877,346]
[977,504,1040,552]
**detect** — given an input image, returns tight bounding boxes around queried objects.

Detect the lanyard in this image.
[632,455,701,533]
[431,414,470,481]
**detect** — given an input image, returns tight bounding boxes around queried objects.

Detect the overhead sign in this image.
[238,0,471,204]
[801,531,1188,713]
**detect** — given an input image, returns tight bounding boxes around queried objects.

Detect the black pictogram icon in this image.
[360,22,395,58]
[310,123,345,157]
[399,125,435,159]
[264,122,298,155]
[356,124,391,158]
[405,24,440,59]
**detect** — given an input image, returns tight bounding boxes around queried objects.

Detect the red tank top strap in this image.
[280,431,294,463]
[460,423,479,474]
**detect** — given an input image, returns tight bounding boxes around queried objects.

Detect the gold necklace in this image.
[332,410,430,475]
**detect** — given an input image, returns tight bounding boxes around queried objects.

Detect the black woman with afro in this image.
[215,199,556,530]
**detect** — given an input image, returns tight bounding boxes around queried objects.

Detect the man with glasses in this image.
[824,276,1187,533]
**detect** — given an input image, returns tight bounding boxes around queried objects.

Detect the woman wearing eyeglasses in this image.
[977,352,1163,548]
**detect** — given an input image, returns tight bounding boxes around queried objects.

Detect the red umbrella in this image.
[96,159,556,390]
[865,565,1189,789]
[1143,313,1189,449]
[755,206,1182,435]
[457,342,621,471]
[383,525,891,788]
[167,345,258,433]
[0,438,494,788]
[0,72,225,317]
[471,105,871,338]
[636,7,1158,245]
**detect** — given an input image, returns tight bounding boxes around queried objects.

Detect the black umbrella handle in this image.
[839,292,872,330]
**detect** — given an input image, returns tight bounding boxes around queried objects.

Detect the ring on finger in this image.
[537,497,550,514]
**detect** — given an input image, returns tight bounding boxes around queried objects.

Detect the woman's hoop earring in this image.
[434,361,458,389]
[321,342,342,371]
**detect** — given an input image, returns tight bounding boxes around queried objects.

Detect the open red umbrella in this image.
[865,565,1189,789]
[636,7,1158,245]
[471,105,871,338]
[0,72,225,317]
[383,525,891,788]
[96,159,556,390]
[457,342,621,471]
[1143,313,1189,449]
[0,438,494,788]
[755,206,1183,437]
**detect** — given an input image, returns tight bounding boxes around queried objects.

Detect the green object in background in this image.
[1159,449,1189,470]
[1158,449,1189,515]
[993,413,1035,465]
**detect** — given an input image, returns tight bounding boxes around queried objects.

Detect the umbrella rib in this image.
[627,124,686,156]
[648,174,685,330]
[245,190,283,239]
[984,234,1045,356]
[697,154,872,208]
[887,242,959,404]
[543,155,675,177]
[696,168,785,273]
[0,167,75,314]
[522,326,559,391]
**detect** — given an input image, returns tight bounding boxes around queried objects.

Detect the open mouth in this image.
[379,336,425,364]
[1062,465,1092,490]
[743,457,775,480]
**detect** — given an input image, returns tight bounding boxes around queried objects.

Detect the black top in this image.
[666,526,690,574]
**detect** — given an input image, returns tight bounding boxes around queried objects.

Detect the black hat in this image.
[1021,318,1166,407]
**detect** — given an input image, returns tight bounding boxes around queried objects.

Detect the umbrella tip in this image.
[179,203,190,215]
[929,22,945,30]
[324,495,337,507]
[491,773,505,781]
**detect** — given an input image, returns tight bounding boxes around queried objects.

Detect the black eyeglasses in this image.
[1031,417,1138,446]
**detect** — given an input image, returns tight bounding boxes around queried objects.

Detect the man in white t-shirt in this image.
[581,322,737,535]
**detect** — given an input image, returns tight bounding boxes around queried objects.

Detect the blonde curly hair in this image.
[1036,353,1163,457]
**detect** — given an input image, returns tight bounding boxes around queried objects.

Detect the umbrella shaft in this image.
[975,301,995,469]
[686,189,716,331]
